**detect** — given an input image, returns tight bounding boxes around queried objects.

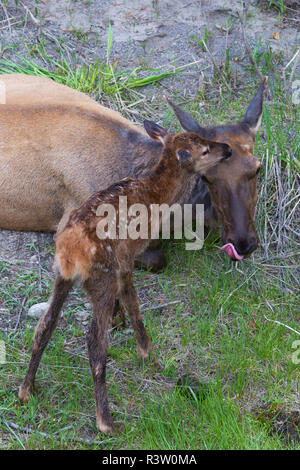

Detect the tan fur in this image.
[2,73,140,130]
[0,74,149,232]
[54,224,97,281]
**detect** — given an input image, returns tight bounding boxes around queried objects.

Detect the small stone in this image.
[28,302,49,319]
[0,308,9,314]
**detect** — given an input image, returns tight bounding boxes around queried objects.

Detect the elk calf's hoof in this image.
[97,423,114,435]
[18,385,30,403]
[96,417,114,435]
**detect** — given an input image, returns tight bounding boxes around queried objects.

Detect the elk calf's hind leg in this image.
[120,273,155,362]
[84,272,116,434]
[19,275,73,402]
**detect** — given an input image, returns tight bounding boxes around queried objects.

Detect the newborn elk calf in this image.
[19,121,231,433]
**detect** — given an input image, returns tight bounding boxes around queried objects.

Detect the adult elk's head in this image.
[166,78,268,260]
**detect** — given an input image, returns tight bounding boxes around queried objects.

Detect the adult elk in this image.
[0,74,267,267]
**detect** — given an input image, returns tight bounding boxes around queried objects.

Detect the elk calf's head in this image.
[143,120,232,175]
[166,77,268,260]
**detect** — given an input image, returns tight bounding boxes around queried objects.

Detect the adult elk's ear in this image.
[242,76,268,135]
[144,120,168,143]
[165,96,207,136]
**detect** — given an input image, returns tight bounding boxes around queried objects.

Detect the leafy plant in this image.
[191,26,212,52]
[267,0,286,14]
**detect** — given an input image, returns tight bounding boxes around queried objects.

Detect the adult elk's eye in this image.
[202,147,209,156]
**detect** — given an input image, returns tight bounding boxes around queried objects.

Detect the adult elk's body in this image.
[0,74,267,264]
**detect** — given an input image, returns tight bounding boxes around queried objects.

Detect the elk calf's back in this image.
[19,122,231,434]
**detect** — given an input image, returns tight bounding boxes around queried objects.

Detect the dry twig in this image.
[0,1,12,35]
[202,39,232,92]
[2,419,111,446]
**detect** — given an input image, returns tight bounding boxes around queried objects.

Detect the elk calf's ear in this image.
[177,149,191,163]
[242,76,268,134]
[209,142,232,160]
[221,143,232,160]
[144,120,168,143]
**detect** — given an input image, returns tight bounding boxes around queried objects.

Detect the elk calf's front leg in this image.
[19,276,73,402]
[120,273,154,361]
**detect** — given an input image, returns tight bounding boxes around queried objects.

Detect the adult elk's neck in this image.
[126,129,163,177]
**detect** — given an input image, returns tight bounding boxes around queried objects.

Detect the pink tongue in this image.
[221,243,244,261]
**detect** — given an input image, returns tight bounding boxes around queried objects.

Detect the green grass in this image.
[0,52,180,98]
[267,0,286,14]
[0,238,299,449]
[191,26,212,53]
[0,25,183,100]
[0,34,299,449]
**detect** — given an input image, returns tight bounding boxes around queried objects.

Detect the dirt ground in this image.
[1,1,299,89]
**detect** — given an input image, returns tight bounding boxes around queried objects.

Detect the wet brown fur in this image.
[18,130,228,434]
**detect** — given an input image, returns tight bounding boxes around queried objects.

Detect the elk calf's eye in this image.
[256,166,261,175]
[177,149,191,163]
[201,175,209,184]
